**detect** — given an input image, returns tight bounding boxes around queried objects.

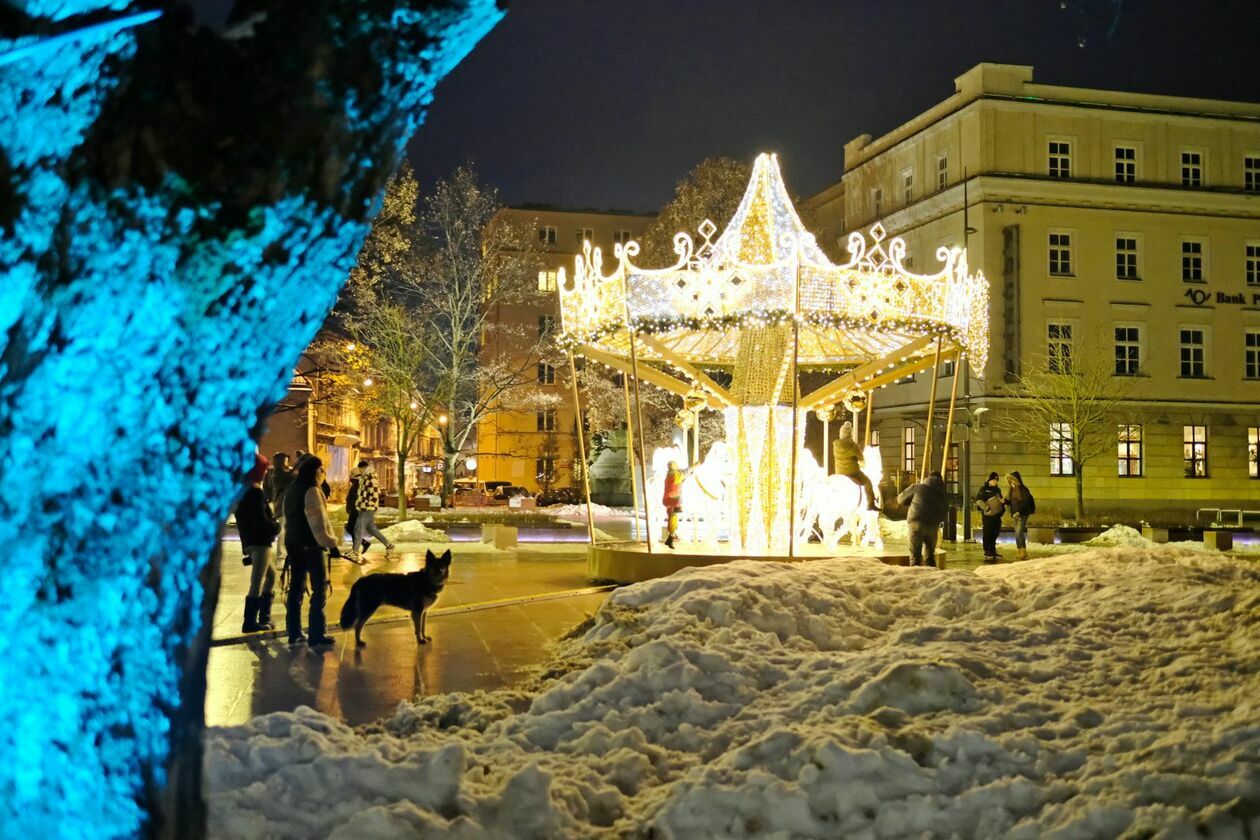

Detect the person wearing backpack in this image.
[1005,471,1036,561]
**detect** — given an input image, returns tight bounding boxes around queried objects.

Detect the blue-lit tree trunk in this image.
[0,2,501,836]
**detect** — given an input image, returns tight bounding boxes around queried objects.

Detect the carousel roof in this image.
[557,153,989,393]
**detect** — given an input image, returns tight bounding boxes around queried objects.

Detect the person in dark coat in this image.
[344,464,362,558]
[238,452,280,632]
[897,470,948,567]
[1005,471,1036,560]
[974,471,1005,561]
[283,456,342,647]
[265,452,294,562]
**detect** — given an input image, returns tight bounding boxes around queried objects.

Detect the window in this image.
[537,269,558,292]
[1246,331,1260,380]
[901,427,915,473]
[1048,140,1071,178]
[537,362,556,384]
[901,168,914,204]
[1114,146,1136,183]
[1249,427,1260,478]
[1180,328,1206,378]
[870,430,880,447]
[613,229,633,245]
[937,155,948,191]
[536,409,556,431]
[940,358,956,377]
[1049,232,1072,276]
[1246,157,1260,193]
[536,456,556,483]
[1181,151,1203,187]
[872,187,883,218]
[538,225,557,245]
[1183,425,1208,477]
[575,227,593,245]
[1118,424,1143,477]
[1114,325,1141,375]
[1048,322,1073,373]
[1247,244,1260,286]
[1181,240,1205,283]
[538,315,554,336]
[944,442,959,495]
[1116,236,1139,280]
[1050,422,1074,476]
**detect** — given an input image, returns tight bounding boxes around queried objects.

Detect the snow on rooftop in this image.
[205,547,1260,838]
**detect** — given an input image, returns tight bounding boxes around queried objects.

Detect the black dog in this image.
[339,549,452,647]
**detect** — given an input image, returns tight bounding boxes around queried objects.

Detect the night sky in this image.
[189,0,1260,211]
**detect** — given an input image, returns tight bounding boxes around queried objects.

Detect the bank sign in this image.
[1183,288,1260,306]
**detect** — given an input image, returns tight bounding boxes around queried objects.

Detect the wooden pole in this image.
[920,337,943,481]
[940,348,962,475]
[622,373,640,540]
[788,313,801,558]
[628,330,654,553]
[863,390,874,448]
[567,352,596,544]
[821,408,830,474]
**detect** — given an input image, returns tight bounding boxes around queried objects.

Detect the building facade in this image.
[477,207,653,496]
[805,63,1260,518]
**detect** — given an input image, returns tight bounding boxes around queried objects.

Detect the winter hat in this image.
[244,452,269,485]
[987,471,999,481]
[1008,470,1022,482]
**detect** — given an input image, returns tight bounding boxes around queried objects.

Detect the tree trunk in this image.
[443,449,459,507]
[396,448,409,521]
[0,2,501,834]
[1074,464,1086,522]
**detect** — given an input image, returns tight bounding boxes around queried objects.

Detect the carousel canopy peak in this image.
[709,153,832,268]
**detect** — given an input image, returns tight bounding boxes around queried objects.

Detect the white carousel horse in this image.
[648,441,733,543]
[800,444,884,550]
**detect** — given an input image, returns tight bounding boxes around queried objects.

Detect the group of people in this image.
[234,451,397,646]
[973,470,1036,562]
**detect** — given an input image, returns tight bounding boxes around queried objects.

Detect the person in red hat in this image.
[237,452,280,632]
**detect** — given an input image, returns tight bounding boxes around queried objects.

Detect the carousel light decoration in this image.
[558,153,988,553]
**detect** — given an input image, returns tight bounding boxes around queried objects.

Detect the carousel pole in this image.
[788,293,802,559]
[940,347,962,474]
[920,337,943,481]
[628,328,654,553]
[567,351,596,544]
[819,406,832,474]
[622,373,640,539]
[863,390,874,448]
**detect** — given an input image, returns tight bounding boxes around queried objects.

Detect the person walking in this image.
[282,455,342,646]
[237,453,281,631]
[832,421,879,511]
[1005,471,1036,560]
[265,452,294,563]
[344,464,362,559]
[897,470,948,567]
[354,461,396,559]
[974,471,1005,562]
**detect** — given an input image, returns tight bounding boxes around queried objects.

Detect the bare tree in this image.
[996,333,1136,520]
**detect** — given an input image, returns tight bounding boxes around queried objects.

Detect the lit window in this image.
[870,430,880,447]
[1180,328,1206,378]
[1115,237,1139,280]
[1183,425,1208,477]
[902,168,914,204]
[1249,427,1259,479]
[536,409,556,431]
[1246,331,1260,380]
[575,227,593,245]
[1114,326,1141,376]
[1114,146,1136,183]
[1246,244,1260,287]
[902,427,915,474]
[1048,141,1071,178]
[1181,240,1204,283]
[537,270,558,292]
[1049,232,1072,276]
[1181,151,1203,187]
[1048,322,1073,373]
[937,155,948,191]
[1050,422,1074,476]
[538,225,557,245]
[1246,157,1260,193]
[537,362,555,384]
[1118,424,1143,477]
[536,456,556,483]
[944,442,959,495]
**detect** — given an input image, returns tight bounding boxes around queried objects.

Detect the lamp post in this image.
[961,169,979,543]
[437,413,449,507]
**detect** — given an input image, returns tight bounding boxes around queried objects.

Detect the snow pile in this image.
[380,520,452,544]
[1083,524,1151,547]
[546,502,637,518]
[205,547,1260,838]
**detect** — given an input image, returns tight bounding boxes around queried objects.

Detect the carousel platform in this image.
[588,539,947,584]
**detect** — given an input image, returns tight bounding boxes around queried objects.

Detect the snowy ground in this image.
[205,546,1260,838]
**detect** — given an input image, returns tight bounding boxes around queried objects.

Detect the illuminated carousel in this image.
[558,154,989,582]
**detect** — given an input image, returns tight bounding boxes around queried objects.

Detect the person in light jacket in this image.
[282,456,343,647]
[832,421,879,511]
[897,470,948,567]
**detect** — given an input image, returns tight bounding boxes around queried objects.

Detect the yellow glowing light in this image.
[362,377,373,387]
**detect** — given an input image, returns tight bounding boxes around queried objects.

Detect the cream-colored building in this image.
[806,63,1260,518]
[478,207,653,495]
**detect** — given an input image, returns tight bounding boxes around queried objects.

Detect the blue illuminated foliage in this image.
[0,0,502,835]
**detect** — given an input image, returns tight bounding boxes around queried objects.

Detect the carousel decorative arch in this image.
[559,153,988,556]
